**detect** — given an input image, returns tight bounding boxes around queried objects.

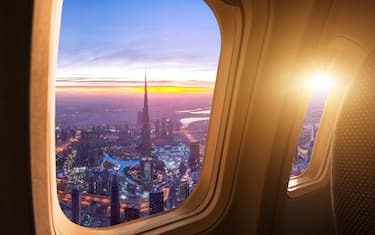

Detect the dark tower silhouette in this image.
[124,205,140,222]
[149,191,164,215]
[141,159,153,191]
[188,141,200,171]
[141,69,152,156]
[141,69,153,191]
[71,186,81,225]
[110,173,121,225]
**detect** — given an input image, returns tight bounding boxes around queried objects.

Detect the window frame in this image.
[30,0,250,234]
[287,37,367,198]
[287,90,337,197]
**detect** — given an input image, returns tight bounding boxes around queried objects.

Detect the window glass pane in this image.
[290,90,328,177]
[55,0,219,227]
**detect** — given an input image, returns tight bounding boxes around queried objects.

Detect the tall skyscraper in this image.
[71,186,81,225]
[141,69,153,191]
[149,191,164,215]
[141,159,153,191]
[124,205,140,222]
[140,69,152,156]
[110,173,121,225]
[188,141,200,171]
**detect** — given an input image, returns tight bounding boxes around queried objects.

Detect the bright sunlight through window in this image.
[290,72,332,177]
[309,72,332,92]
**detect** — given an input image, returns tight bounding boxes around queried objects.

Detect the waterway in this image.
[180,117,210,128]
[101,153,140,177]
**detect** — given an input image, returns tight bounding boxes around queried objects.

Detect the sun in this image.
[309,72,332,92]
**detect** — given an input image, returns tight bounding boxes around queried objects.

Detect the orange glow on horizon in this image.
[56,86,214,94]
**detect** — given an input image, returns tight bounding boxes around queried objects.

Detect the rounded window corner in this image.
[31,0,249,233]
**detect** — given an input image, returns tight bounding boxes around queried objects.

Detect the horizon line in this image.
[56,85,214,94]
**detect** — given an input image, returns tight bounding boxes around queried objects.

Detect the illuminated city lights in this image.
[55,0,220,227]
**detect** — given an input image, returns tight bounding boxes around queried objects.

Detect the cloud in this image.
[56,0,221,84]
[56,76,215,89]
[58,45,218,71]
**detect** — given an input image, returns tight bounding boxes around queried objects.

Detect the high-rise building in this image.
[155,119,160,137]
[140,70,152,156]
[188,141,200,171]
[168,119,174,140]
[71,186,81,225]
[99,169,111,195]
[110,173,121,225]
[149,191,164,215]
[141,158,153,191]
[177,177,190,203]
[88,175,103,195]
[119,124,130,141]
[161,117,167,137]
[81,129,100,141]
[140,70,153,192]
[76,129,102,167]
[124,205,140,222]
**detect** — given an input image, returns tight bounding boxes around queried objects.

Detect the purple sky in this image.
[57,0,221,88]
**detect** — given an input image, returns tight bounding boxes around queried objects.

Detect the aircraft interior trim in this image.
[2,0,375,234]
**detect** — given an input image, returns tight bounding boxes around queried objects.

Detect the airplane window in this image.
[55,0,219,227]
[290,74,330,177]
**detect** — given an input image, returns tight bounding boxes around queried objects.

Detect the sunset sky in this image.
[57,0,220,93]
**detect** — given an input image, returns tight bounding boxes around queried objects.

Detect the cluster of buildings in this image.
[56,74,204,227]
[291,123,319,177]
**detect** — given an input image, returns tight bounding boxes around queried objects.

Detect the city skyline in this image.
[56,68,210,227]
[57,0,220,92]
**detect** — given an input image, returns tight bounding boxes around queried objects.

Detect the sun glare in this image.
[309,72,332,92]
